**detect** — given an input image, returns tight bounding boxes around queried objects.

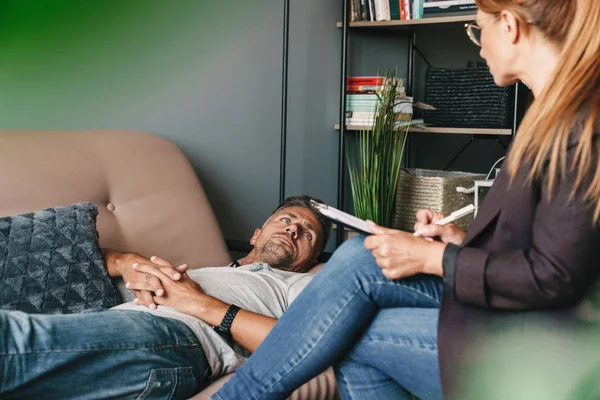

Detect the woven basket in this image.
[394,169,486,232]
[422,63,515,129]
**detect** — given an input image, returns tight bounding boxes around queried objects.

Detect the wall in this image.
[0,0,285,241]
[0,0,507,244]
[285,0,342,208]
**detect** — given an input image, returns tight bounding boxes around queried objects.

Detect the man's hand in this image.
[131,257,280,354]
[126,259,229,320]
[103,249,188,308]
[364,221,446,280]
[413,209,466,246]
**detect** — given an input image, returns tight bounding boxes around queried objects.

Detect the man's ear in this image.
[250,229,261,246]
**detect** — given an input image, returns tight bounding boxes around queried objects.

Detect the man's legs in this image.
[0,309,209,399]
[214,236,443,400]
[335,308,441,400]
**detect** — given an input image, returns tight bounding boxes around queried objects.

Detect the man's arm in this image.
[128,262,277,353]
[103,248,128,278]
[189,294,277,353]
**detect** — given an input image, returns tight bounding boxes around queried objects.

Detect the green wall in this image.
[0,1,229,126]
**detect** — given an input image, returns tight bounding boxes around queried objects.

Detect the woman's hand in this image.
[364,221,446,280]
[413,209,466,246]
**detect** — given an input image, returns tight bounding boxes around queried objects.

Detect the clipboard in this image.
[310,200,373,235]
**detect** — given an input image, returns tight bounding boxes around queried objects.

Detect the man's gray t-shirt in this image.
[113,263,313,378]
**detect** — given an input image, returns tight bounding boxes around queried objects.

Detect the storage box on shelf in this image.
[393,168,485,232]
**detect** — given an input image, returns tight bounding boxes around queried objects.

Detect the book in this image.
[346,98,413,113]
[345,118,414,126]
[389,0,400,19]
[382,0,391,20]
[346,111,413,118]
[423,0,477,17]
[368,0,376,21]
[423,0,475,5]
[347,77,385,85]
[375,0,383,20]
[347,94,380,100]
[347,84,384,90]
[413,0,424,18]
[351,0,361,21]
[360,0,368,20]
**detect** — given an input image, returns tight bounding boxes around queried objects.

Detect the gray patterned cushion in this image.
[0,203,118,314]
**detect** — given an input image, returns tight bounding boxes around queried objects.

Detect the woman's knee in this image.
[323,235,379,276]
[338,235,370,257]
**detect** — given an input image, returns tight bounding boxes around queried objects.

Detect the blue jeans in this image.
[214,236,443,400]
[0,309,210,399]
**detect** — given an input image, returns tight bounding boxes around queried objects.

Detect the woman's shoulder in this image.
[563,106,599,150]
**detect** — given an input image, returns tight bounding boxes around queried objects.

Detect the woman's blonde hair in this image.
[476,0,600,220]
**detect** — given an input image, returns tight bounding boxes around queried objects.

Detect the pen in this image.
[413,204,475,239]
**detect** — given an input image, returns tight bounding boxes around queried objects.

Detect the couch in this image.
[0,129,338,399]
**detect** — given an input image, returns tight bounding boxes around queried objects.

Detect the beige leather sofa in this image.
[0,129,338,399]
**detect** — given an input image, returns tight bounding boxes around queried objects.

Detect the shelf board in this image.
[336,14,476,29]
[334,124,512,136]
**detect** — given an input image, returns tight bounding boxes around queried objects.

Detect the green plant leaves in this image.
[345,68,411,227]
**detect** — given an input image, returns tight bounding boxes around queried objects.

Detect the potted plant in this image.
[345,68,430,227]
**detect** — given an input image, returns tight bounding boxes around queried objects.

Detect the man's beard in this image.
[257,237,295,268]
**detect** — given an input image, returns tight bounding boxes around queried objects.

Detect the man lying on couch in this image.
[0,195,331,399]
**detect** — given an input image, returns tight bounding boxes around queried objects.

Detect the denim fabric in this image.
[0,309,210,399]
[336,308,440,400]
[214,236,443,400]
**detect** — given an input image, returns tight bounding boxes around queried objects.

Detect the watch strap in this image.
[213,304,241,342]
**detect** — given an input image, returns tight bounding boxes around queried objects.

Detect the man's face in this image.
[250,206,324,273]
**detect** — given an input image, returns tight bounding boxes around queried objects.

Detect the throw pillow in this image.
[0,203,118,314]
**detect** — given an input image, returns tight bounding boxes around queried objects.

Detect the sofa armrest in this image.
[191,367,339,400]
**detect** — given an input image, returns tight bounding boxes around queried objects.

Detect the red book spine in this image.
[346,77,384,86]
[346,85,384,90]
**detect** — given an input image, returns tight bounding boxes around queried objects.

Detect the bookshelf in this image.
[336,14,475,28]
[333,124,513,136]
[333,5,529,245]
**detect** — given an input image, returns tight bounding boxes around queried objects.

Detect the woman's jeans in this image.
[214,236,444,400]
[0,309,209,399]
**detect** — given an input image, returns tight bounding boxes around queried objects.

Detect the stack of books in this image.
[349,0,475,21]
[345,77,412,126]
[422,0,477,18]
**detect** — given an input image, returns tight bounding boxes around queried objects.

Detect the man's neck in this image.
[238,250,259,266]
[236,251,295,272]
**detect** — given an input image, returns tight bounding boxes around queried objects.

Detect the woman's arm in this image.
[450,146,600,310]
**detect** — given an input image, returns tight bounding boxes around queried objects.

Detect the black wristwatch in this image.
[213,304,241,342]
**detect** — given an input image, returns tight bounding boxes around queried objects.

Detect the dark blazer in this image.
[438,131,600,398]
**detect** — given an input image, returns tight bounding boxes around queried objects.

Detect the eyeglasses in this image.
[464,22,482,46]
[464,14,499,47]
